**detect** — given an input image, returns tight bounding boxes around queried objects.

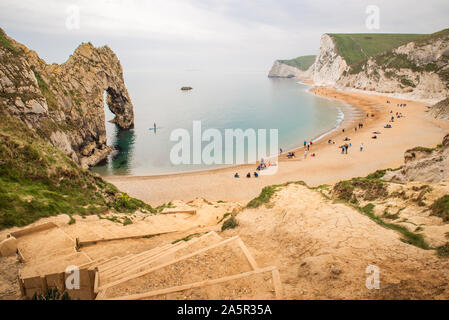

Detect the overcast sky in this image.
[0,0,448,73]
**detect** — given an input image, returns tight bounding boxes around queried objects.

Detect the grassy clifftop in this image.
[0,111,152,230]
[328,33,426,66]
[278,55,316,71]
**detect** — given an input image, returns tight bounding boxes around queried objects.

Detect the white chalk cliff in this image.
[270,30,449,103]
[268,60,313,79]
[312,34,348,86]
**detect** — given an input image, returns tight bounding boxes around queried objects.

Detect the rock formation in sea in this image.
[0,28,134,168]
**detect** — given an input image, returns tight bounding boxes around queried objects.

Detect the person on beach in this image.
[304,150,308,158]
[254,172,259,178]
[344,144,348,154]
[246,173,251,178]
[234,173,240,178]
[340,145,345,154]
[307,144,310,151]
[280,148,283,154]
[360,143,364,152]
[304,140,307,147]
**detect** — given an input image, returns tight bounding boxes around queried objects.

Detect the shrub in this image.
[222,216,238,231]
[430,195,449,221]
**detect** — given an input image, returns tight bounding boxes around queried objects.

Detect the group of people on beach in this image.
[232,99,409,178]
[234,157,278,178]
[234,172,258,178]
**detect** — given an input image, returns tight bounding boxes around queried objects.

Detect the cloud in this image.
[0,0,448,71]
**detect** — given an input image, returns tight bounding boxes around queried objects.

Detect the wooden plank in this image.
[161,210,196,215]
[17,248,26,263]
[95,289,106,300]
[78,231,175,247]
[40,276,48,293]
[94,270,99,294]
[101,232,223,282]
[101,242,185,281]
[100,244,173,275]
[271,267,283,300]
[78,257,106,269]
[107,266,277,300]
[10,222,57,238]
[17,275,25,297]
[98,236,240,292]
[236,238,258,270]
[45,272,65,292]
[102,232,218,280]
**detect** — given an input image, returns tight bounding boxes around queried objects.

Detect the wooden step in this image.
[98,235,256,299]
[103,266,282,300]
[100,243,174,276]
[100,232,223,285]
[19,252,91,278]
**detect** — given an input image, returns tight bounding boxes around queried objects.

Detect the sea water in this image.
[91,70,348,176]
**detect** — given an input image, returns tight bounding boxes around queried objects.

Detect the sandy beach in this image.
[106,86,449,205]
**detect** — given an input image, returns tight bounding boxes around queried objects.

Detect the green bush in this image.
[222,216,238,231]
[430,195,449,221]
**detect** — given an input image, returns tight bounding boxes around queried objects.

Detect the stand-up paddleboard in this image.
[149,123,161,131]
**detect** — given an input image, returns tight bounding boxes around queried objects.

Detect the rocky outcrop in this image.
[0,236,17,257]
[312,34,348,85]
[0,28,134,167]
[337,34,449,103]
[384,134,449,183]
[428,97,449,121]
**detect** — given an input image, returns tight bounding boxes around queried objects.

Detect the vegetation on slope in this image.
[246,170,431,250]
[328,33,426,66]
[278,55,316,71]
[431,195,449,222]
[246,181,307,208]
[0,111,152,230]
[339,29,449,81]
[0,28,19,53]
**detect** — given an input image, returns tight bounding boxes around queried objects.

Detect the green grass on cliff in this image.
[0,111,153,230]
[278,55,316,71]
[328,33,426,66]
[0,28,18,53]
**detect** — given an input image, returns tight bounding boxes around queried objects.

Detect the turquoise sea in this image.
[91,70,349,176]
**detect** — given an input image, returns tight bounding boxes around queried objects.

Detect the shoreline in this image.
[102,81,363,180]
[105,84,449,205]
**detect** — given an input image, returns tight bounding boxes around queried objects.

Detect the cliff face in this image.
[268,61,300,78]
[0,28,134,167]
[337,33,449,103]
[312,34,348,85]
[383,134,449,183]
[268,60,313,79]
[271,30,449,102]
[429,97,449,121]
